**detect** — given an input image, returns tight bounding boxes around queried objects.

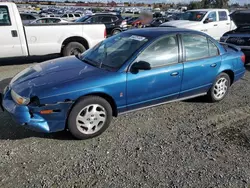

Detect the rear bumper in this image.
[1,88,72,133]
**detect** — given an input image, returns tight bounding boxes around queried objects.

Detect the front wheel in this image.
[207,73,231,102]
[68,96,113,139]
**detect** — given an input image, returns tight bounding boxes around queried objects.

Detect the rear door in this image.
[99,15,114,35]
[217,11,231,38]
[180,34,221,98]
[0,5,24,58]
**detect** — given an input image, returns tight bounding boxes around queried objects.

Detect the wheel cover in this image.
[70,48,81,55]
[213,77,228,100]
[76,104,107,135]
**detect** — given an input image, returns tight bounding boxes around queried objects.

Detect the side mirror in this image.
[131,61,151,71]
[204,18,213,24]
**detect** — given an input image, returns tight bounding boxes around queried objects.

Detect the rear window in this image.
[0,6,11,25]
[219,11,228,21]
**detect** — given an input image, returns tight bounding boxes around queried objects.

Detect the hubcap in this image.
[70,48,81,55]
[76,104,107,135]
[213,77,228,100]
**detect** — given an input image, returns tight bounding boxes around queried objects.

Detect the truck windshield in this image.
[181,11,207,21]
[80,33,149,71]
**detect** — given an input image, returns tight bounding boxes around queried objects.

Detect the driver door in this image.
[126,35,183,111]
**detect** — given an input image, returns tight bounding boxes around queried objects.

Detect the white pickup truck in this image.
[161,9,236,40]
[0,2,106,59]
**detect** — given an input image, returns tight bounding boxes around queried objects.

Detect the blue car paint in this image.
[2,28,246,133]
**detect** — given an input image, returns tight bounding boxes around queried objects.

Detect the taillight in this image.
[241,54,246,64]
[104,29,107,38]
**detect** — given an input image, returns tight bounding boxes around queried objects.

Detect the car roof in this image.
[124,27,202,38]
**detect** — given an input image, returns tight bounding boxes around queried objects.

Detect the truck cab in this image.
[161,9,236,40]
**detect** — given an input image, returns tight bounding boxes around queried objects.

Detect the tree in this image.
[201,0,229,8]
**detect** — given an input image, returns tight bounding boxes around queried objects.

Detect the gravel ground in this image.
[0,59,250,188]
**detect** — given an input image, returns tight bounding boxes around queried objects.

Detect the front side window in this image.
[136,36,179,68]
[182,34,209,61]
[80,33,149,71]
[218,11,228,21]
[62,14,67,18]
[207,11,217,22]
[0,6,11,25]
[69,14,73,18]
[182,11,207,21]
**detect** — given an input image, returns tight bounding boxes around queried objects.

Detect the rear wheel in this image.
[68,96,113,139]
[112,29,121,36]
[62,42,86,56]
[207,73,231,102]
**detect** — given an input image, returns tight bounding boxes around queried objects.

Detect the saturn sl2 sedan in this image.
[1,28,246,139]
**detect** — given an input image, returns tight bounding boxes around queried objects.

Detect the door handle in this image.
[11,30,18,37]
[170,72,179,76]
[210,63,217,67]
[214,24,218,26]
[226,23,230,25]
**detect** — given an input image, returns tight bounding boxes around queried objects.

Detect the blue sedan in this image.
[1,28,246,139]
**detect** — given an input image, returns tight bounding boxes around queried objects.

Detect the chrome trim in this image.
[119,92,207,115]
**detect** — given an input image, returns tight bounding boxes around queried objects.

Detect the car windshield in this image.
[80,33,149,71]
[181,11,207,21]
[75,15,91,22]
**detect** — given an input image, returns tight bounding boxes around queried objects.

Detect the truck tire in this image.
[68,96,113,140]
[62,42,86,56]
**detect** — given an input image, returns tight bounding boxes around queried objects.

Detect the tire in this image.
[207,73,231,102]
[62,42,86,57]
[68,96,113,140]
[112,29,121,36]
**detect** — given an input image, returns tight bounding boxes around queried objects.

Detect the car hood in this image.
[230,10,250,27]
[160,20,201,28]
[10,56,106,97]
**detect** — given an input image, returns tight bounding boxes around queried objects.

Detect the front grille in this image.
[226,37,250,46]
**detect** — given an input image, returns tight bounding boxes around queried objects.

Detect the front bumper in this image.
[1,88,72,133]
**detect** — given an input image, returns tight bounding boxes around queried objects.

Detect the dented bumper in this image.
[2,88,73,133]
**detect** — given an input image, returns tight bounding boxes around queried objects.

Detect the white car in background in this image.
[61,13,81,21]
[31,17,68,24]
[161,9,236,40]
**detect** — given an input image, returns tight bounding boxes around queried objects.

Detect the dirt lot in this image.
[0,59,250,188]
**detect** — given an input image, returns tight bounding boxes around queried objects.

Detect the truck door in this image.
[217,11,231,38]
[0,5,25,58]
[203,11,220,40]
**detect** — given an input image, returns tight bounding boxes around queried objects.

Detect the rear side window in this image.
[69,14,73,18]
[62,14,67,18]
[100,16,113,23]
[28,15,36,20]
[0,6,11,25]
[137,35,179,67]
[208,40,219,56]
[218,11,228,21]
[111,16,119,22]
[182,34,209,61]
[75,14,81,17]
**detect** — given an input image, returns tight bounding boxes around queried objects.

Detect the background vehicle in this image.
[220,10,250,63]
[0,3,106,59]
[31,17,68,24]
[61,13,81,21]
[161,9,236,40]
[1,28,245,139]
[75,13,127,36]
[20,13,38,24]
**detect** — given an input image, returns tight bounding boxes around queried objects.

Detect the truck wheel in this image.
[62,42,86,56]
[68,96,113,140]
[207,73,231,102]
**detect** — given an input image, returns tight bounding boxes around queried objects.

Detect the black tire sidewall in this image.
[68,96,113,140]
[63,42,86,56]
[209,73,231,102]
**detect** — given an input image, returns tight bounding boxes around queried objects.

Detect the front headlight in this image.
[11,90,30,105]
